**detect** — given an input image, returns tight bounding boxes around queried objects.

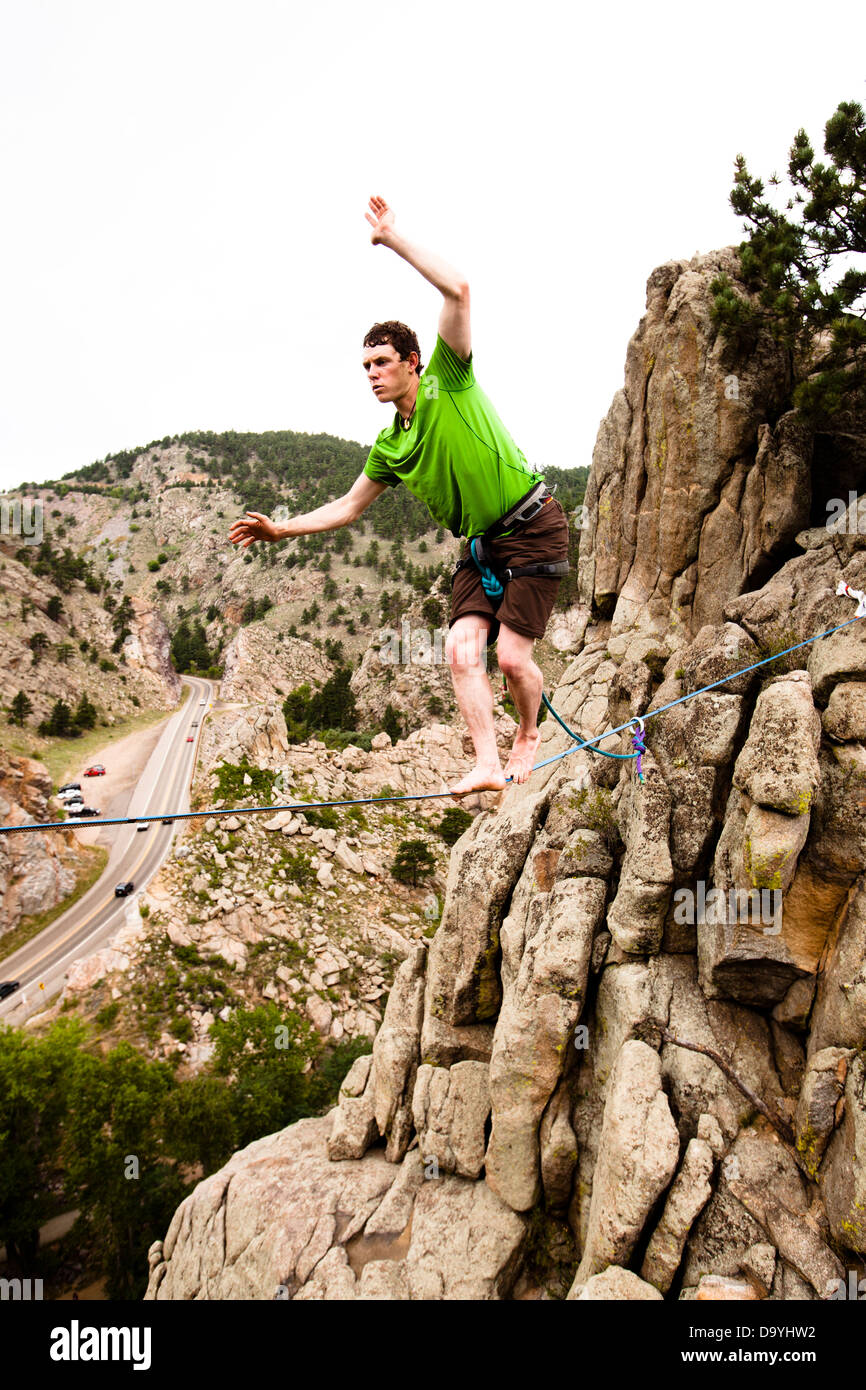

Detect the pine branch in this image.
[658,1028,815,1183]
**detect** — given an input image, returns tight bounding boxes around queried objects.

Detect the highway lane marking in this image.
[3,678,213,1003]
[12,681,209,975]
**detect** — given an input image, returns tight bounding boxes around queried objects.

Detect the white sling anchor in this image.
[836,580,866,618]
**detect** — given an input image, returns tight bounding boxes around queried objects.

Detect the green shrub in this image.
[567,786,619,846]
[391,839,436,887]
[437,807,473,846]
[173,943,207,967]
[283,848,315,885]
[755,625,802,679]
[299,804,340,829]
[642,650,667,682]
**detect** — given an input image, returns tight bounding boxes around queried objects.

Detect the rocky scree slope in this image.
[49,695,521,1064]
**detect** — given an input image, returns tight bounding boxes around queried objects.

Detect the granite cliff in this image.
[145,246,866,1302]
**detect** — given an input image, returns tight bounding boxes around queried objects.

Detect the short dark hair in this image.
[363,320,423,376]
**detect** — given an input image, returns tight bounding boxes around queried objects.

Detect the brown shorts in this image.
[449,496,570,644]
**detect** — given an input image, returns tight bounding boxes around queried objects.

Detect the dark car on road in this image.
[0,981,21,1000]
[114,882,135,897]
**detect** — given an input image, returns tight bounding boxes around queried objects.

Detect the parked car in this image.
[67,805,100,817]
[114,882,135,897]
[136,821,149,832]
[58,782,81,793]
[59,789,84,803]
[84,765,106,776]
[0,981,21,1000]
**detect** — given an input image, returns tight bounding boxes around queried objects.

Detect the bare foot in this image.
[448,763,507,800]
[504,727,542,784]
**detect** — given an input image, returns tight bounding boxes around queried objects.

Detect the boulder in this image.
[821,1051,866,1257]
[793,1047,851,1178]
[569,1267,664,1301]
[485,876,606,1211]
[606,754,673,954]
[412,1061,491,1180]
[640,1137,716,1293]
[732,672,821,816]
[574,1040,679,1283]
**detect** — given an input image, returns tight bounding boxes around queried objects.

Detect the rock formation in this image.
[0,751,78,937]
[145,247,866,1300]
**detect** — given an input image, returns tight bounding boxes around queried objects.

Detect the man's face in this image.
[362,342,418,403]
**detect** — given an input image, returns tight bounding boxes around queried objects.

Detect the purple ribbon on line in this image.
[631,729,646,782]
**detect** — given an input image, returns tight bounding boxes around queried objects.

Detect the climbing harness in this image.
[451,481,570,609]
[1,592,864,836]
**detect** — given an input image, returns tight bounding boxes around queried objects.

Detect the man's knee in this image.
[446,618,490,672]
[497,626,536,678]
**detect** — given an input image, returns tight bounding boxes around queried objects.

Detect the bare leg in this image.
[446,616,507,799]
[498,624,544,785]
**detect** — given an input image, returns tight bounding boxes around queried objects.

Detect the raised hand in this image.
[228,511,281,549]
[365,193,396,245]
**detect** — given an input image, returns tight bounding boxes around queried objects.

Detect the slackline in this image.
[1,602,863,838]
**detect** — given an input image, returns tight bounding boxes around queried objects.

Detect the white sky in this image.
[1,0,864,495]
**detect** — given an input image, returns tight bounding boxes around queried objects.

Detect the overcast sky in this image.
[1,1,864,497]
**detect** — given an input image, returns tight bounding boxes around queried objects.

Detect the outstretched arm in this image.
[366,194,471,361]
[228,474,387,548]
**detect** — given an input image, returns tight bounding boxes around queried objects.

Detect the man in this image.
[229,194,569,799]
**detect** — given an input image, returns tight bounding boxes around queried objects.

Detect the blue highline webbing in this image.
[0,613,862,837]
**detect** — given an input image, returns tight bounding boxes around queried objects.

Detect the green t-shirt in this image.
[363,334,545,539]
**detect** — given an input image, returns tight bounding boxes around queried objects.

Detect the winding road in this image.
[0,675,213,1023]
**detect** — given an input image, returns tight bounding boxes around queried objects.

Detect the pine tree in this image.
[711,98,866,423]
[29,631,49,664]
[391,840,436,888]
[9,690,33,726]
[383,703,403,742]
[73,693,98,731]
[39,699,73,737]
[171,622,188,671]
